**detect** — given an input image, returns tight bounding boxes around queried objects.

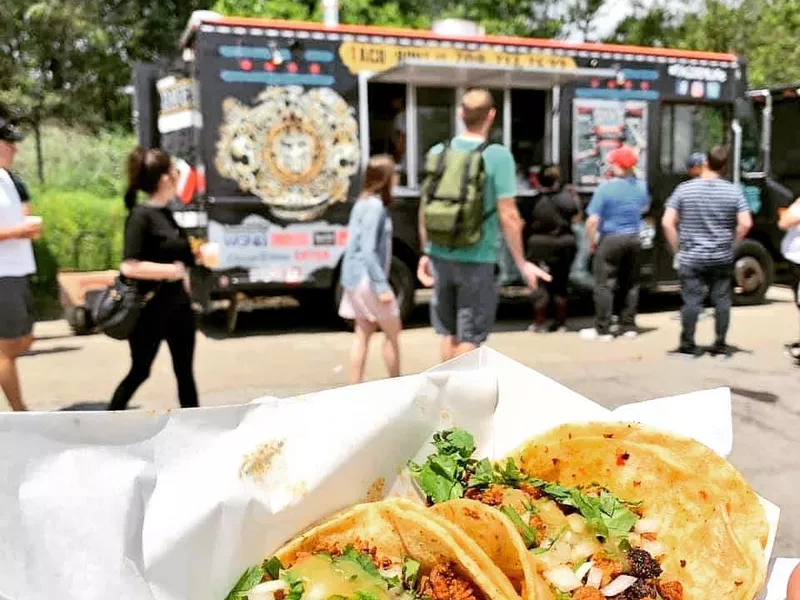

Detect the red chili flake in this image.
[680,560,687,568]
[700,490,708,500]
[735,581,743,587]
[616,451,630,466]
[552,458,560,466]
[633,480,642,487]
[568,433,573,439]
[604,433,614,439]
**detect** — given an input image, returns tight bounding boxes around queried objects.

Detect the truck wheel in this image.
[733,239,773,305]
[389,256,416,324]
[66,306,93,336]
[334,256,416,328]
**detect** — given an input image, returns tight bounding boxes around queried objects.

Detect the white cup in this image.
[25,216,43,226]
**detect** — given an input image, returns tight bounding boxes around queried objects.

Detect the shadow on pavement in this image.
[730,387,779,404]
[58,402,142,411]
[21,346,81,358]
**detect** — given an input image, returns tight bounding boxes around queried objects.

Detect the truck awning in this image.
[370,59,618,89]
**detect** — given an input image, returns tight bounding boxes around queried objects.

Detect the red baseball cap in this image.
[607,146,638,170]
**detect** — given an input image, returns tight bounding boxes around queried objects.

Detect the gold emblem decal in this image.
[215,86,360,221]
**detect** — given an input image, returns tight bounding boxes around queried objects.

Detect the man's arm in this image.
[779,199,800,231]
[585,215,600,251]
[584,186,604,251]
[736,210,753,241]
[734,188,753,241]
[661,207,680,253]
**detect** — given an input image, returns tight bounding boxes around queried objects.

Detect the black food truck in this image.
[134,11,776,331]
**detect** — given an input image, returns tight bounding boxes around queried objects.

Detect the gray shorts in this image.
[430,257,497,346]
[0,277,35,340]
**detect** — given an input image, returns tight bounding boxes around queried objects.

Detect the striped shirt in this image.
[666,177,750,266]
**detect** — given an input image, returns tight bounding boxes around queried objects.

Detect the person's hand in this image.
[788,563,800,600]
[170,262,187,282]
[417,255,435,288]
[17,220,42,240]
[519,261,552,290]
[589,242,597,254]
[378,290,395,304]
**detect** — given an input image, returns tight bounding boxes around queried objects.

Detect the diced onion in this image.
[567,513,588,533]
[587,567,604,589]
[248,579,289,600]
[628,532,642,546]
[641,539,666,557]
[571,540,596,562]
[574,561,594,581]
[635,518,660,534]
[545,566,583,592]
[601,575,638,597]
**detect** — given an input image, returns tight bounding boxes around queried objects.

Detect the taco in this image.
[409,425,769,600]
[225,498,521,600]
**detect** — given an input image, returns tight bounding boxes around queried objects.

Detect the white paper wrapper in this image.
[0,348,780,600]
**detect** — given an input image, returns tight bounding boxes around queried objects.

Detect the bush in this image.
[27,190,126,319]
[14,125,135,197]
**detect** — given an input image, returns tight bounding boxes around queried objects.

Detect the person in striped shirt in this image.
[662,145,753,358]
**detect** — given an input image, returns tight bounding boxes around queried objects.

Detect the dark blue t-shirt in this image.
[587,177,650,236]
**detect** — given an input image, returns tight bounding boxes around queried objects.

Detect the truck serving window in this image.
[660,104,730,174]
[367,82,408,185]
[416,87,456,170]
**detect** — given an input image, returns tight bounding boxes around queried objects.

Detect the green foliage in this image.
[14,125,134,194]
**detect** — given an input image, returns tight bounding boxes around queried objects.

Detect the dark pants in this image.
[679,262,733,349]
[527,234,577,300]
[109,295,199,410]
[593,234,641,334]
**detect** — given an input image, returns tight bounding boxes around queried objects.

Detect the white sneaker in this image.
[621,330,639,340]
[580,328,613,341]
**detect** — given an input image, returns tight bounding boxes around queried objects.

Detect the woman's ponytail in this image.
[124,146,146,211]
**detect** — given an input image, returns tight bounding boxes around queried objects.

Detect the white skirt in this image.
[338,276,400,323]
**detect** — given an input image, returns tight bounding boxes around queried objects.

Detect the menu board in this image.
[573,98,648,186]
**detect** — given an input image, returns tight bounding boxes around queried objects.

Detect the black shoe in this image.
[785,342,800,359]
[709,344,733,359]
[668,345,699,359]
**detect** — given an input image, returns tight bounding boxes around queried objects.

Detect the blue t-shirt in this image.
[587,177,650,236]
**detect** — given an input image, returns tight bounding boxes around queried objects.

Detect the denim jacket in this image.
[340,195,392,294]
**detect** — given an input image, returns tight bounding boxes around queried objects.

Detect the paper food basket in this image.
[0,348,782,600]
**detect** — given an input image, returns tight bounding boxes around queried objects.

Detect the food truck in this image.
[133,11,774,330]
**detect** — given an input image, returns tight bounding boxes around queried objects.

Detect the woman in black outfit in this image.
[108,147,201,410]
[527,166,581,332]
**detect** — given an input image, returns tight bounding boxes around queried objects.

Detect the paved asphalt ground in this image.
[10,286,800,557]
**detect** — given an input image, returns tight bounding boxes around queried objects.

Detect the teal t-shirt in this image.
[426,137,517,264]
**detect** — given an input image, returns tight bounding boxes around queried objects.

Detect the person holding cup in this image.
[108,147,213,411]
[0,111,40,412]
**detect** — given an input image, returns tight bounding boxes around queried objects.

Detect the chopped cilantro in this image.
[403,558,421,589]
[263,556,283,581]
[409,429,477,503]
[339,546,382,579]
[530,546,549,555]
[467,458,495,487]
[225,565,266,599]
[500,505,538,549]
[282,571,305,600]
[352,593,380,600]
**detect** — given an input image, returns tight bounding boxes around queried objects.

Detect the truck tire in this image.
[733,239,773,306]
[334,256,416,328]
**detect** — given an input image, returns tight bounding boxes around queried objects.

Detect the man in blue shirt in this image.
[582,146,650,340]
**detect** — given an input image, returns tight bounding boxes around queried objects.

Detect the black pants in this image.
[678,263,733,349]
[527,234,577,300]
[593,234,641,334]
[109,295,198,410]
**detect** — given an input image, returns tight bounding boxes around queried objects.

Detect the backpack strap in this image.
[450,141,493,247]
[422,140,451,206]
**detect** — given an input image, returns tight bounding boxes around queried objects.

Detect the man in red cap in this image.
[582,146,650,341]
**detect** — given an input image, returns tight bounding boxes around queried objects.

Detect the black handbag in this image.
[91,277,158,340]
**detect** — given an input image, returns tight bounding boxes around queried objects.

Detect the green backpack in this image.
[421,140,491,248]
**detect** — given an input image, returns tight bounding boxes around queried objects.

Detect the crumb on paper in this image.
[440,410,451,421]
[366,478,386,502]
[239,439,285,482]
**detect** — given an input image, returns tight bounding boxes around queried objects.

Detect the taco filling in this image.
[227,540,484,600]
[410,429,683,600]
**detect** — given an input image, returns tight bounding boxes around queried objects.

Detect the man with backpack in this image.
[416,88,550,361]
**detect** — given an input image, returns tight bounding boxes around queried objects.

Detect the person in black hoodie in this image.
[526,165,580,332]
[108,147,203,410]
